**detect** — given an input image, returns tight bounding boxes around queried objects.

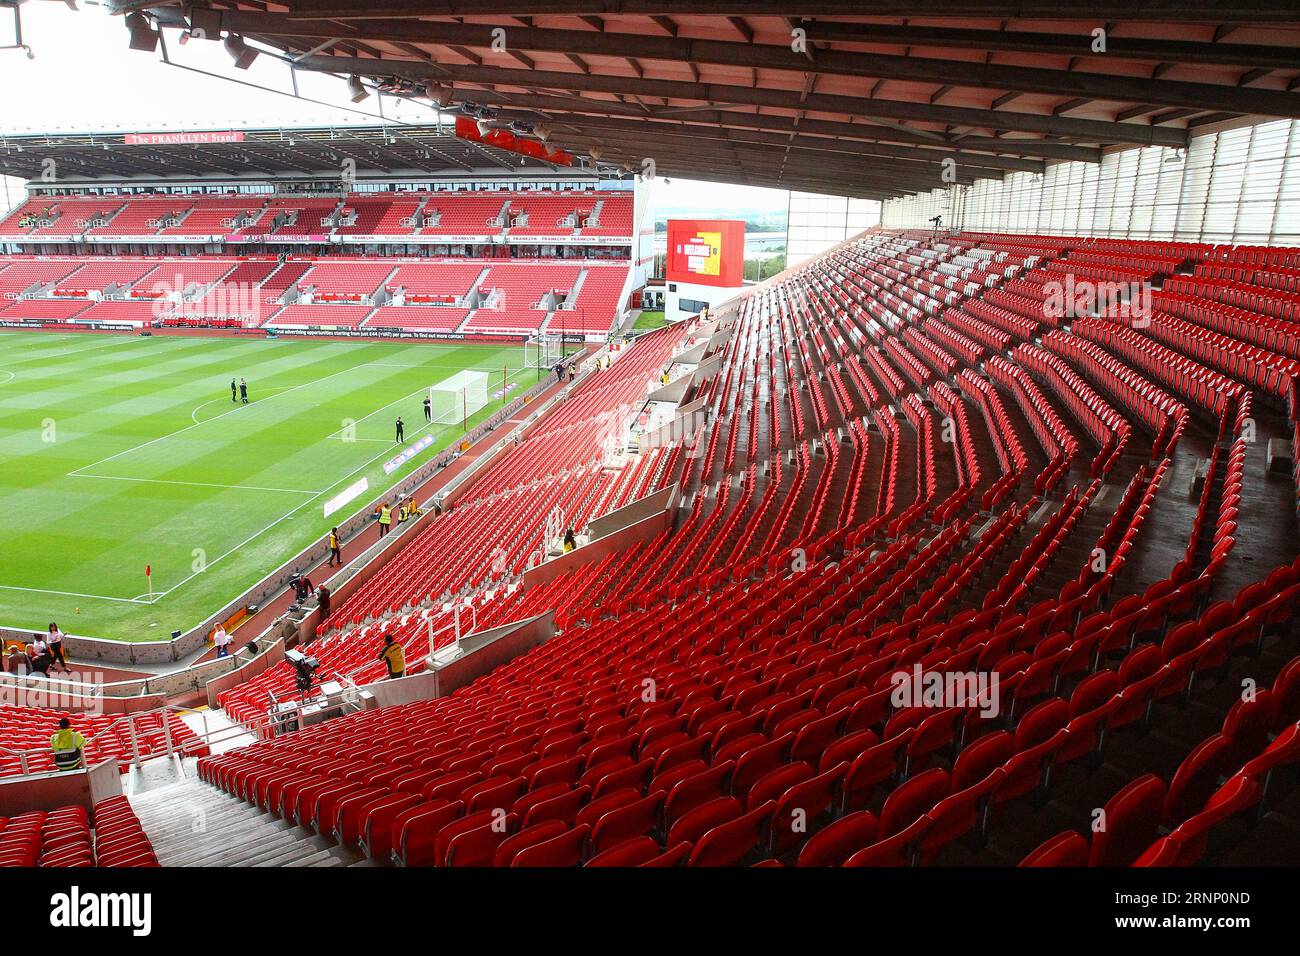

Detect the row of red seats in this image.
[1153,288,1300,361]
[1041,330,1188,459]
[1024,663,1299,867]
[1165,275,1300,324]
[1011,341,1131,476]
[0,797,156,867]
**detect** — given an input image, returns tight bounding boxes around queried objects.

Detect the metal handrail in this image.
[0,698,260,777]
[0,670,107,699]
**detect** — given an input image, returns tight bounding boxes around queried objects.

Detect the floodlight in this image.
[223,33,259,70]
[125,12,159,53]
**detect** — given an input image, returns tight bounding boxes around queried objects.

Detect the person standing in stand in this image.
[45,623,71,675]
[50,718,87,772]
[379,634,406,680]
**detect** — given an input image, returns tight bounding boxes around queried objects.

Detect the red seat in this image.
[1089,774,1166,867]
[589,791,665,855]
[687,800,776,866]
[796,811,879,867]
[1020,830,1089,867]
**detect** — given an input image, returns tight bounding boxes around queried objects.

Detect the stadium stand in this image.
[367,306,468,332]
[181,225,1300,868]
[550,266,632,334]
[387,261,485,298]
[1,15,1296,879]
[0,797,159,867]
[0,705,204,777]
[297,260,398,297]
[160,196,266,235]
[464,263,582,334]
[0,297,92,321]
[267,303,375,328]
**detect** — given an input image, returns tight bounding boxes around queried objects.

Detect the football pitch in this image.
[0,331,535,641]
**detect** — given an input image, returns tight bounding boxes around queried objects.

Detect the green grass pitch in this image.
[0,331,533,641]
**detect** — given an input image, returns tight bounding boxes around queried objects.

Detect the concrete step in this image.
[128,776,371,867]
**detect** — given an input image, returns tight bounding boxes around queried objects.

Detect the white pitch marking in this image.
[40,348,528,602]
[150,413,466,598]
[0,584,150,605]
[191,384,297,424]
[69,355,384,477]
[68,473,322,495]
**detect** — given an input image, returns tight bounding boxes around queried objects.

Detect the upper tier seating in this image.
[581,195,633,238]
[160,197,268,235]
[2,190,637,243]
[506,194,587,236]
[265,199,341,236]
[87,197,192,236]
[30,199,125,236]
[421,195,507,235]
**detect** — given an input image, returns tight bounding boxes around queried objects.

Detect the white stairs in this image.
[128,771,375,867]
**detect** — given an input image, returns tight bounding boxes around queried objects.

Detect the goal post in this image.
[525,331,562,378]
[525,331,583,380]
[430,370,489,430]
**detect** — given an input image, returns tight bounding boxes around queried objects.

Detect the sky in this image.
[0,2,791,218]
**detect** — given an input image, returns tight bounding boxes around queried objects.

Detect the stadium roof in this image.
[94,2,1300,200]
[0,124,605,183]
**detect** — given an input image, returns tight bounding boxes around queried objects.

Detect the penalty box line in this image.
[67,474,324,495]
[151,407,473,600]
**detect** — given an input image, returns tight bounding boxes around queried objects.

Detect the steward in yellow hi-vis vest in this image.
[50,718,86,771]
[379,635,406,679]
[378,503,392,537]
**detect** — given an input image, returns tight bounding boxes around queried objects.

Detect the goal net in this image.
[525,332,563,374]
[430,370,489,427]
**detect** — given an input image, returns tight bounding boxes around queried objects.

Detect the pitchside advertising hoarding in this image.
[666,219,745,288]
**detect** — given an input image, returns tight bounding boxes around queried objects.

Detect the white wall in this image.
[881,119,1300,246]
[787,191,881,267]
[665,279,743,324]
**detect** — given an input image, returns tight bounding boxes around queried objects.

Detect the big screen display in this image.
[666,219,745,287]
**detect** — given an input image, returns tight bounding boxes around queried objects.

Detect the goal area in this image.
[430,370,490,428]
